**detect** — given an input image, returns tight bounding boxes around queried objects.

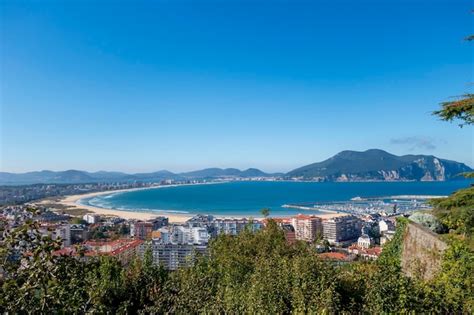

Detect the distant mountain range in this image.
[287,149,472,182]
[0,149,471,185]
[0,168,282,185]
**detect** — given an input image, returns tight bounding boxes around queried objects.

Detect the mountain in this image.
[180,168,241,178]
[0,170,95,185]
[132,170,182,181]
[179,168,277,179]
[0,168,274,185]
[179,168,271,178]
[286,149,472,181]
[88,171,129,180]
[1,150,470,185]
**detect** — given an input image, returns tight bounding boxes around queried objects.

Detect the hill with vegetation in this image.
[287,149,471,181]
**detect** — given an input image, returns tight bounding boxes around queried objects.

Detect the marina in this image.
[282,195,439,216]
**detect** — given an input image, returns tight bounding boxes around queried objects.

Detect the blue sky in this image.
[1,0,473,173]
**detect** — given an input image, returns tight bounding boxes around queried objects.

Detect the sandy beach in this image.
[54,186,193,223]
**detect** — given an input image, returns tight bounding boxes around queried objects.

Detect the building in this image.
[291,214,323,242]
[83,213,101,224]
[186,214,215,228]
[379,218,396,246]
[35,210,70,223]
[152,225,210,245]
[318,251,355,265]
[281,224,296,244]
[38,223,88,247]
[130,221,154,240]
[191,226,210,244]
[357,234,374,249]
[348,245,383,260]
[322,215,362,245]
[140,241,207,270]
[148,217,169,230]
[84,239,143,265]
[172,226,210,245]
[152,227,172,243]
[210,218,263,236]
[379,219,395,234]
[102,217,125,227]
[39,223,71,247]
[380,230,396,246]
[70,224,89,244]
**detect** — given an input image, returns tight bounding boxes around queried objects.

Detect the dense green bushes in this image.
[431,186,474,240]
[1,218,473,313]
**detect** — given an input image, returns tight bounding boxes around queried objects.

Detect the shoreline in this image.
[44,183,217,223]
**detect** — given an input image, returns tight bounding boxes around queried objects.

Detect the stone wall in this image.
[401,221,448,281]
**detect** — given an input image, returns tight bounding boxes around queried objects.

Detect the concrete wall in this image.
[401,221,448,281]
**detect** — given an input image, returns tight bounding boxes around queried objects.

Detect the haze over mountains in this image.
[0,149,471,185]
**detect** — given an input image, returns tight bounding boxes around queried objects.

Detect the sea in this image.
[81,180,472,217]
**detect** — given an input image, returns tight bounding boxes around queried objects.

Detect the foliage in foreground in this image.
[434,93,474,127]
[431,185,474,241]
[1,218,473,314]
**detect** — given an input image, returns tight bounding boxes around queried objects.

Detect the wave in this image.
[82,196,190,214]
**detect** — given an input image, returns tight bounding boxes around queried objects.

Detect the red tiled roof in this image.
[83,239,143,256]
[53,247,77,256]
[349,245,383,257]
[262,217,291,225]
[293,214,320,220]
[365,247,382,256]
[110,240,143,255]
[319,252,349,261]
[84,239,127,247]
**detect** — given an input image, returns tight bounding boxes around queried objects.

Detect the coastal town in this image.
[2,0,472,312]
[1,191,402,270]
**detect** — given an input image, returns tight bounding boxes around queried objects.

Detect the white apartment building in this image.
[83,213,101,224]
[211,218,263,236]
[290,214,323,242]
[322,215,362,245]
[155,225,210,245]
[140,241,207,270]
[379,219,395,234]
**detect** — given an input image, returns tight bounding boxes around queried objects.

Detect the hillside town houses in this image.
[1,203,397,269]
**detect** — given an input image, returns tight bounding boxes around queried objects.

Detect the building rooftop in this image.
[318,252,351,261]
[293,214,321,220]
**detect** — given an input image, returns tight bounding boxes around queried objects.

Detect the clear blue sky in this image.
[1,0,472,173]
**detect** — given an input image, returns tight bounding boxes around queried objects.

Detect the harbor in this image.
[282,195,441,216]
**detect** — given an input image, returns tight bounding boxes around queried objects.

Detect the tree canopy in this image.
[1,218,473,313]
[433,93,474,127]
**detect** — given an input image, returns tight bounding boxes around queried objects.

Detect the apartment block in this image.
[291,214,323,242]
[140,241,207,270]
[322,215,362,245]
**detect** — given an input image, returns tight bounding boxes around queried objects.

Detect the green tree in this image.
[0,217,89,313]
[434,94,474,127]
[434,16,473,128]
[261,207,270,218]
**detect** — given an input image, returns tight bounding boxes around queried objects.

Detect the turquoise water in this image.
[83,180,472,217]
